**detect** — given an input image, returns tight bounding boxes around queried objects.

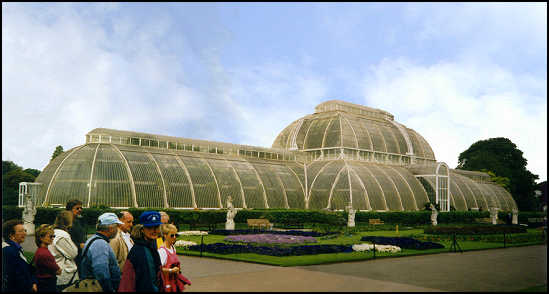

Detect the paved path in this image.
[179,245,546,292]
[19,236,546,292]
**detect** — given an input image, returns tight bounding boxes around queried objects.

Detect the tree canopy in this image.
[457,137,540,211]
[51,145,64,161]
[2,160,41,206]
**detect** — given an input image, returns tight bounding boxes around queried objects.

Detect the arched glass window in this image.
[435,162,450,211]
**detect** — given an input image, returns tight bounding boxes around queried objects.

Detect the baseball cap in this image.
[98,212,124,225]
[139,211,162,227]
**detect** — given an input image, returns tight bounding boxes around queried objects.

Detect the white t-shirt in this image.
[158,245,175,266]
[121,231,133,251]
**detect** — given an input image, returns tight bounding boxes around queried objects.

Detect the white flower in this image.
[352,243,401,253]
[174,240,198,248]
[178,231,208,236]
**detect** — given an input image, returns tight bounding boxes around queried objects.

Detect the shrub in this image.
[424,225,527,235]
[187,243,353,256]
[360,236,444,250]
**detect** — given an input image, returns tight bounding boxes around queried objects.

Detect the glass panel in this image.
[207,159,244,208]
[252,163,286,208]
[230,161,266,208]
[347,161,386,210]
[90,144,132,207]
[379,124,399,154]
[330,168,349,210]
[305,118,331,149]
[308,160,345,209]
[367,164,402,210]
[153,154,193,208]
[123,150,164,208]
[179,157,218,208]
[384,167,416,210]
[35,147,74,206]
[323,117,341,148]
[349,170,368,210]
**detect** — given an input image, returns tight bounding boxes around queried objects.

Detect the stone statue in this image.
[490,207,499,225]
[430,204,438,226]
[22,193,37,235]
[512,208,518,225]
[225,196,237,230]
[346,203,355,228]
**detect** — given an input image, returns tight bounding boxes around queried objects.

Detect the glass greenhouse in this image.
[32,100,517,211]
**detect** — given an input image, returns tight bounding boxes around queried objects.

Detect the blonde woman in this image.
[49,210,79,291]
[158,223,191,292]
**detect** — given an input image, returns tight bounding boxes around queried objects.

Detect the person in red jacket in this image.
[33,224,62,292]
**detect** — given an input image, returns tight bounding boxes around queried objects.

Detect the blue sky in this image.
[2,3,547,182]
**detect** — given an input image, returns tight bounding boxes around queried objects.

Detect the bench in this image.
[475,218,504,224]
[527,218,546,227]
[189,222,220,232]
[247,219,273,230]
[368,219,384,225]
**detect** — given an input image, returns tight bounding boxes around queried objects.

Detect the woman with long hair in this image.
[49,210,79,291]
[33,224,61,292]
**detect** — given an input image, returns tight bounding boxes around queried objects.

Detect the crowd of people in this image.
[2,199,191,292]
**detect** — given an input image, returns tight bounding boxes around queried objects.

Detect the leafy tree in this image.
[23,168,41,178]
[2,160,40,205]
[51,145,64,161]
[457,137,539,211]
[480,169,511,190]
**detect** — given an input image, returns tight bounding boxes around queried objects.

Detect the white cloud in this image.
[362,58,547,181]
[2,4,205,170]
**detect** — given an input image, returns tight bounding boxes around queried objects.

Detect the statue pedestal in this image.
[512,210,518,225]
[225,221,235,230]
[347,220,355,228]
[24,223,35,236]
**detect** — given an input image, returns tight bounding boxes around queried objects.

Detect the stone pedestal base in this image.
[24,223,35,236]
[225,221,235,230]
[347,221,355,228]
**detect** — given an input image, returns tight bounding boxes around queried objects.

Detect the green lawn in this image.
[174,228,546,267]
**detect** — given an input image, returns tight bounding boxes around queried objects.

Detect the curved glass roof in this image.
[32,100,517,212]
[272,100,435,161]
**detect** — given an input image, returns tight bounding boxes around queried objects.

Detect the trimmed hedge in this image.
[210,229,331,237]
[424,224,528,235]
[2,206,546,229]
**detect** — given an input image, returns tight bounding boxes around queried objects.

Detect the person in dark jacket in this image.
[119,211,164,292]
[2,219,38,292]
[66,199,86,267]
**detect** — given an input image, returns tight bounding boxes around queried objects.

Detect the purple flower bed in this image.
[224,234,317,244]
[210,229,332,237]
[360,236,444,250]
[187,243,353,256]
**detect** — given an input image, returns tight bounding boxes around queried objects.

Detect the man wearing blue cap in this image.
[77,212,123,292]
[119,211,164,292]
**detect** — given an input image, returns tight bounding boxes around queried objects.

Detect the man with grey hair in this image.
[156,211,170,248]
[78,213,122,292]
[110,211,134,272]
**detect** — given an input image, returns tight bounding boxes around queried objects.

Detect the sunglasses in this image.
[169,234,177,238]
[50,235,56,238]
[75,207,83,210]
